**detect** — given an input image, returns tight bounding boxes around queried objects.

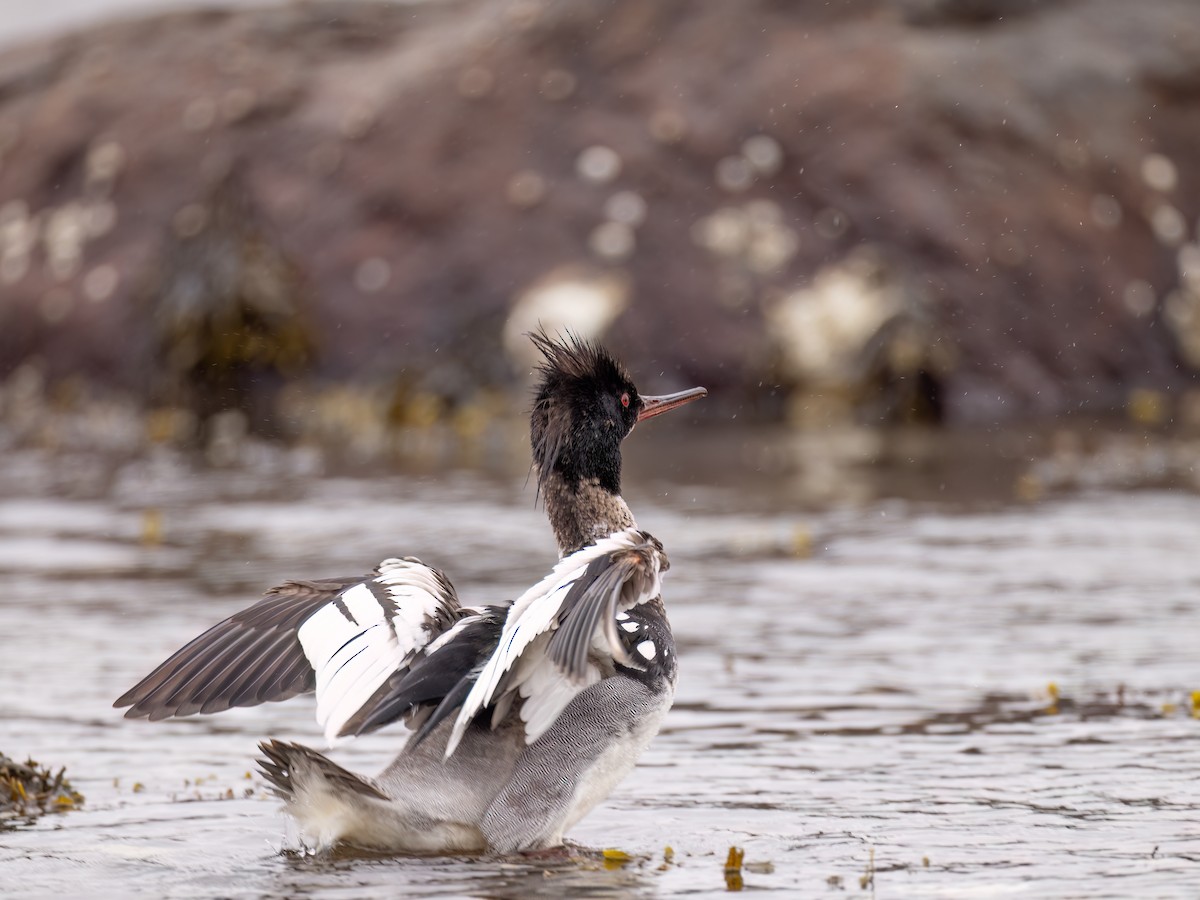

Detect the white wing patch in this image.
[445,528,666,758]
[515,646,601,743]
[297,558,454,744]
[636,639,656,660]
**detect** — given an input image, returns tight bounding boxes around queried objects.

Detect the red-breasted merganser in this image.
[114,331,706,854]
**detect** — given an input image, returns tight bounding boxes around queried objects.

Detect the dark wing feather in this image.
[340,606,505,740]
[409,672,483,748]
[546,555,634,678]
[114,575,365,719]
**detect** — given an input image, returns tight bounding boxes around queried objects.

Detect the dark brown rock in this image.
[0,0,1197,425]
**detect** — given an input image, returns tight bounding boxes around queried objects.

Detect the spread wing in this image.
[114,558,461,744]
[443,528,668,757]
[338,604,506,741]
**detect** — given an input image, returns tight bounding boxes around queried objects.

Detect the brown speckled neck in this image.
[538,470,636,556]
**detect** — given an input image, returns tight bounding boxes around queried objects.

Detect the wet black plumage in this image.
[529,330,642,497]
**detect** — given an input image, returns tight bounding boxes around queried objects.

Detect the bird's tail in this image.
[257,739,395,850]
[257,738,489,853]
[257,739,388,802]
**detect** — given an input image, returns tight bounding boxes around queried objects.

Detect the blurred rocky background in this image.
[1,0,1199,470]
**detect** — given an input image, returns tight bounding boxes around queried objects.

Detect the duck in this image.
[114,331,706,855]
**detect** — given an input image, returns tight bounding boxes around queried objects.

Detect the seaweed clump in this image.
[1,753,84,821]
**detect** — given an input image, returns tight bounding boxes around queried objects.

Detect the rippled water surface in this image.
[3,432,1200,898]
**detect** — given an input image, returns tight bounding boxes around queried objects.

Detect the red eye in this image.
[620,392,630,408]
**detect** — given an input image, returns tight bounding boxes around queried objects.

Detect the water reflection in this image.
[2,432,1199,896]
[273,850,660,900]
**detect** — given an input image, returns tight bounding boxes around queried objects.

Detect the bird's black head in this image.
[529,330,706,497]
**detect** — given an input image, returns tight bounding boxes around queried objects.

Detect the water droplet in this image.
[744,199,782,226]
[577,145,622,184]
[1163,289,1200,366]
[84,200,116,238]
[715,156,754,192]
[648,109,687,144]
[83,264,119,303]
[742,135,783,176]
[1149,203,1185,246]
[0,199,35,284]
[172,204,208,239]
[589,221,635,260]
[506,171,547,208]
[1122,280,1156,317]
[1141,153,1177,193]
[691,207,748,257]
[747,227,799,273]
[1177,244,1200,292]
[1089,194,1122,230]
[86,141,125,186]
[354,257,391,293]
[814,207,849,240]
[43,204,86,280]
[604,191,646,227]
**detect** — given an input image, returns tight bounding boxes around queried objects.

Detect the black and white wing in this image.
[443,528,669,757]
[338,604,506,740]
[114,557,461,744]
